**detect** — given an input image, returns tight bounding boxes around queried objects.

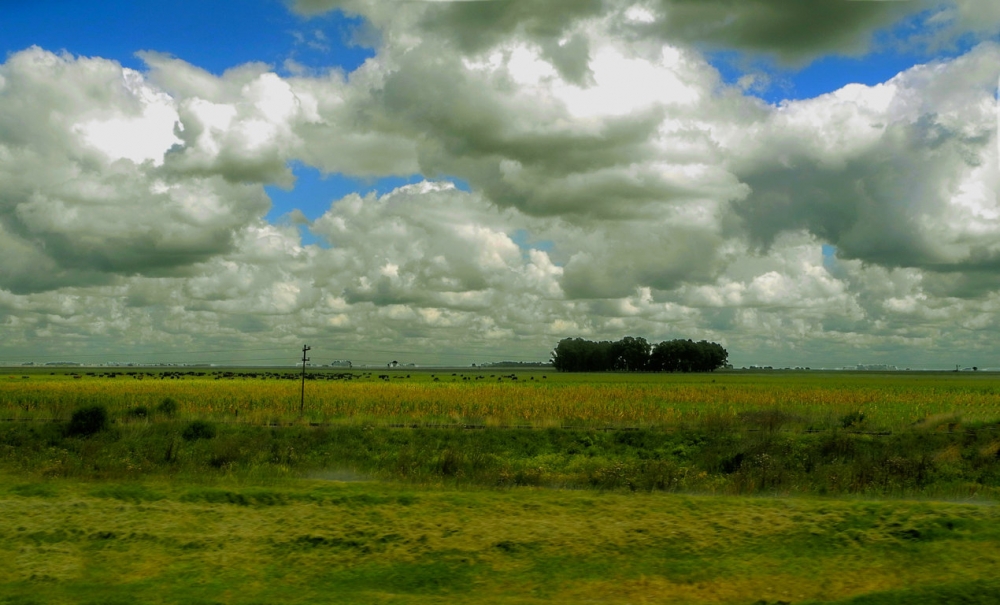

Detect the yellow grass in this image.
[3,370,1000,430]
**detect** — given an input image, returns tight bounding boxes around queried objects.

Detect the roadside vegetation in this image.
[3,409,1000,499]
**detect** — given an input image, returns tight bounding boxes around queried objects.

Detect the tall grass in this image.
[4,370,1000,430]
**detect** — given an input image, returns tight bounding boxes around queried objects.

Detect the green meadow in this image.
[2,369,1000,603]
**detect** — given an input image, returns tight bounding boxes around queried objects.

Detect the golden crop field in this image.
[3,368,1000,430]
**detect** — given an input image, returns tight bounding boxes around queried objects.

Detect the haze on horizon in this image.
[1,0,999,370]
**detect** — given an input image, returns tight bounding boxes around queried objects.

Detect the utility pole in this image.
[300,345,311,416]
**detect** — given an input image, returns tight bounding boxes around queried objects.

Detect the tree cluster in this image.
[551,337,728,373]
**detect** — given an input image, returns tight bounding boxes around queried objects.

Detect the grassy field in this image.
[4,368,1000,430]
[2,368,1000,603]
[3,478,1000,604]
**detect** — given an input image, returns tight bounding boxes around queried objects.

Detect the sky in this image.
[1,1,1000,368]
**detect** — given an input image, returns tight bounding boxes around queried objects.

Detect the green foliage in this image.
[156,397,178,417]
[841,410,866,428]
[612,336,652,371]
[182,420,216,441]
[66,405,108,437]
[551,337,617,372]
[4,418,1000,497]
[552,336,727,372]
[128,406,149,419]
[649,339,728,372]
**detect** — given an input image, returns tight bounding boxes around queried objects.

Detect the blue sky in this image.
[1,0,374,76]
[711,47,940,103]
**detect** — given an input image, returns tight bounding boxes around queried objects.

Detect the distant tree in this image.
[550,338,578,372]
[551,338,615,372]
[554,336,727,373]
[612,336,651,372]
[650,340,682,372]
[695,340,729,372]
[650,339,728,373]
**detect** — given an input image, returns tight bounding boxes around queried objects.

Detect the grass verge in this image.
[1,478,999,604]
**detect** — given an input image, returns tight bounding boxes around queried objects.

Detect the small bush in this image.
[157,397,179,417]
[720,452,745,474]
[208,453,238,469]
[128,406,149,419]
[841,411,866,429]
[439,449,463,476]
[66,405,108,437]
[182,420,216,442]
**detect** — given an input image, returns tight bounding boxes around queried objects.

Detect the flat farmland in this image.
[2,369,1000,604]
[4,368,1000,429]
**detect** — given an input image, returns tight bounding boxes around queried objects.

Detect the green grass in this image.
[2,478,1000,604]
[3,370,1000,602]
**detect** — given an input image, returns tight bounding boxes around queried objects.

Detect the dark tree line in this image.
[551,337,728,373]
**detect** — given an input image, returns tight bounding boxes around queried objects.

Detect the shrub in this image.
[182,420,216,442]
[439,449,463,476]
[66,405,108,437]
[840,411,866,429]
[157,397,179,417]
[128,406,149,419]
